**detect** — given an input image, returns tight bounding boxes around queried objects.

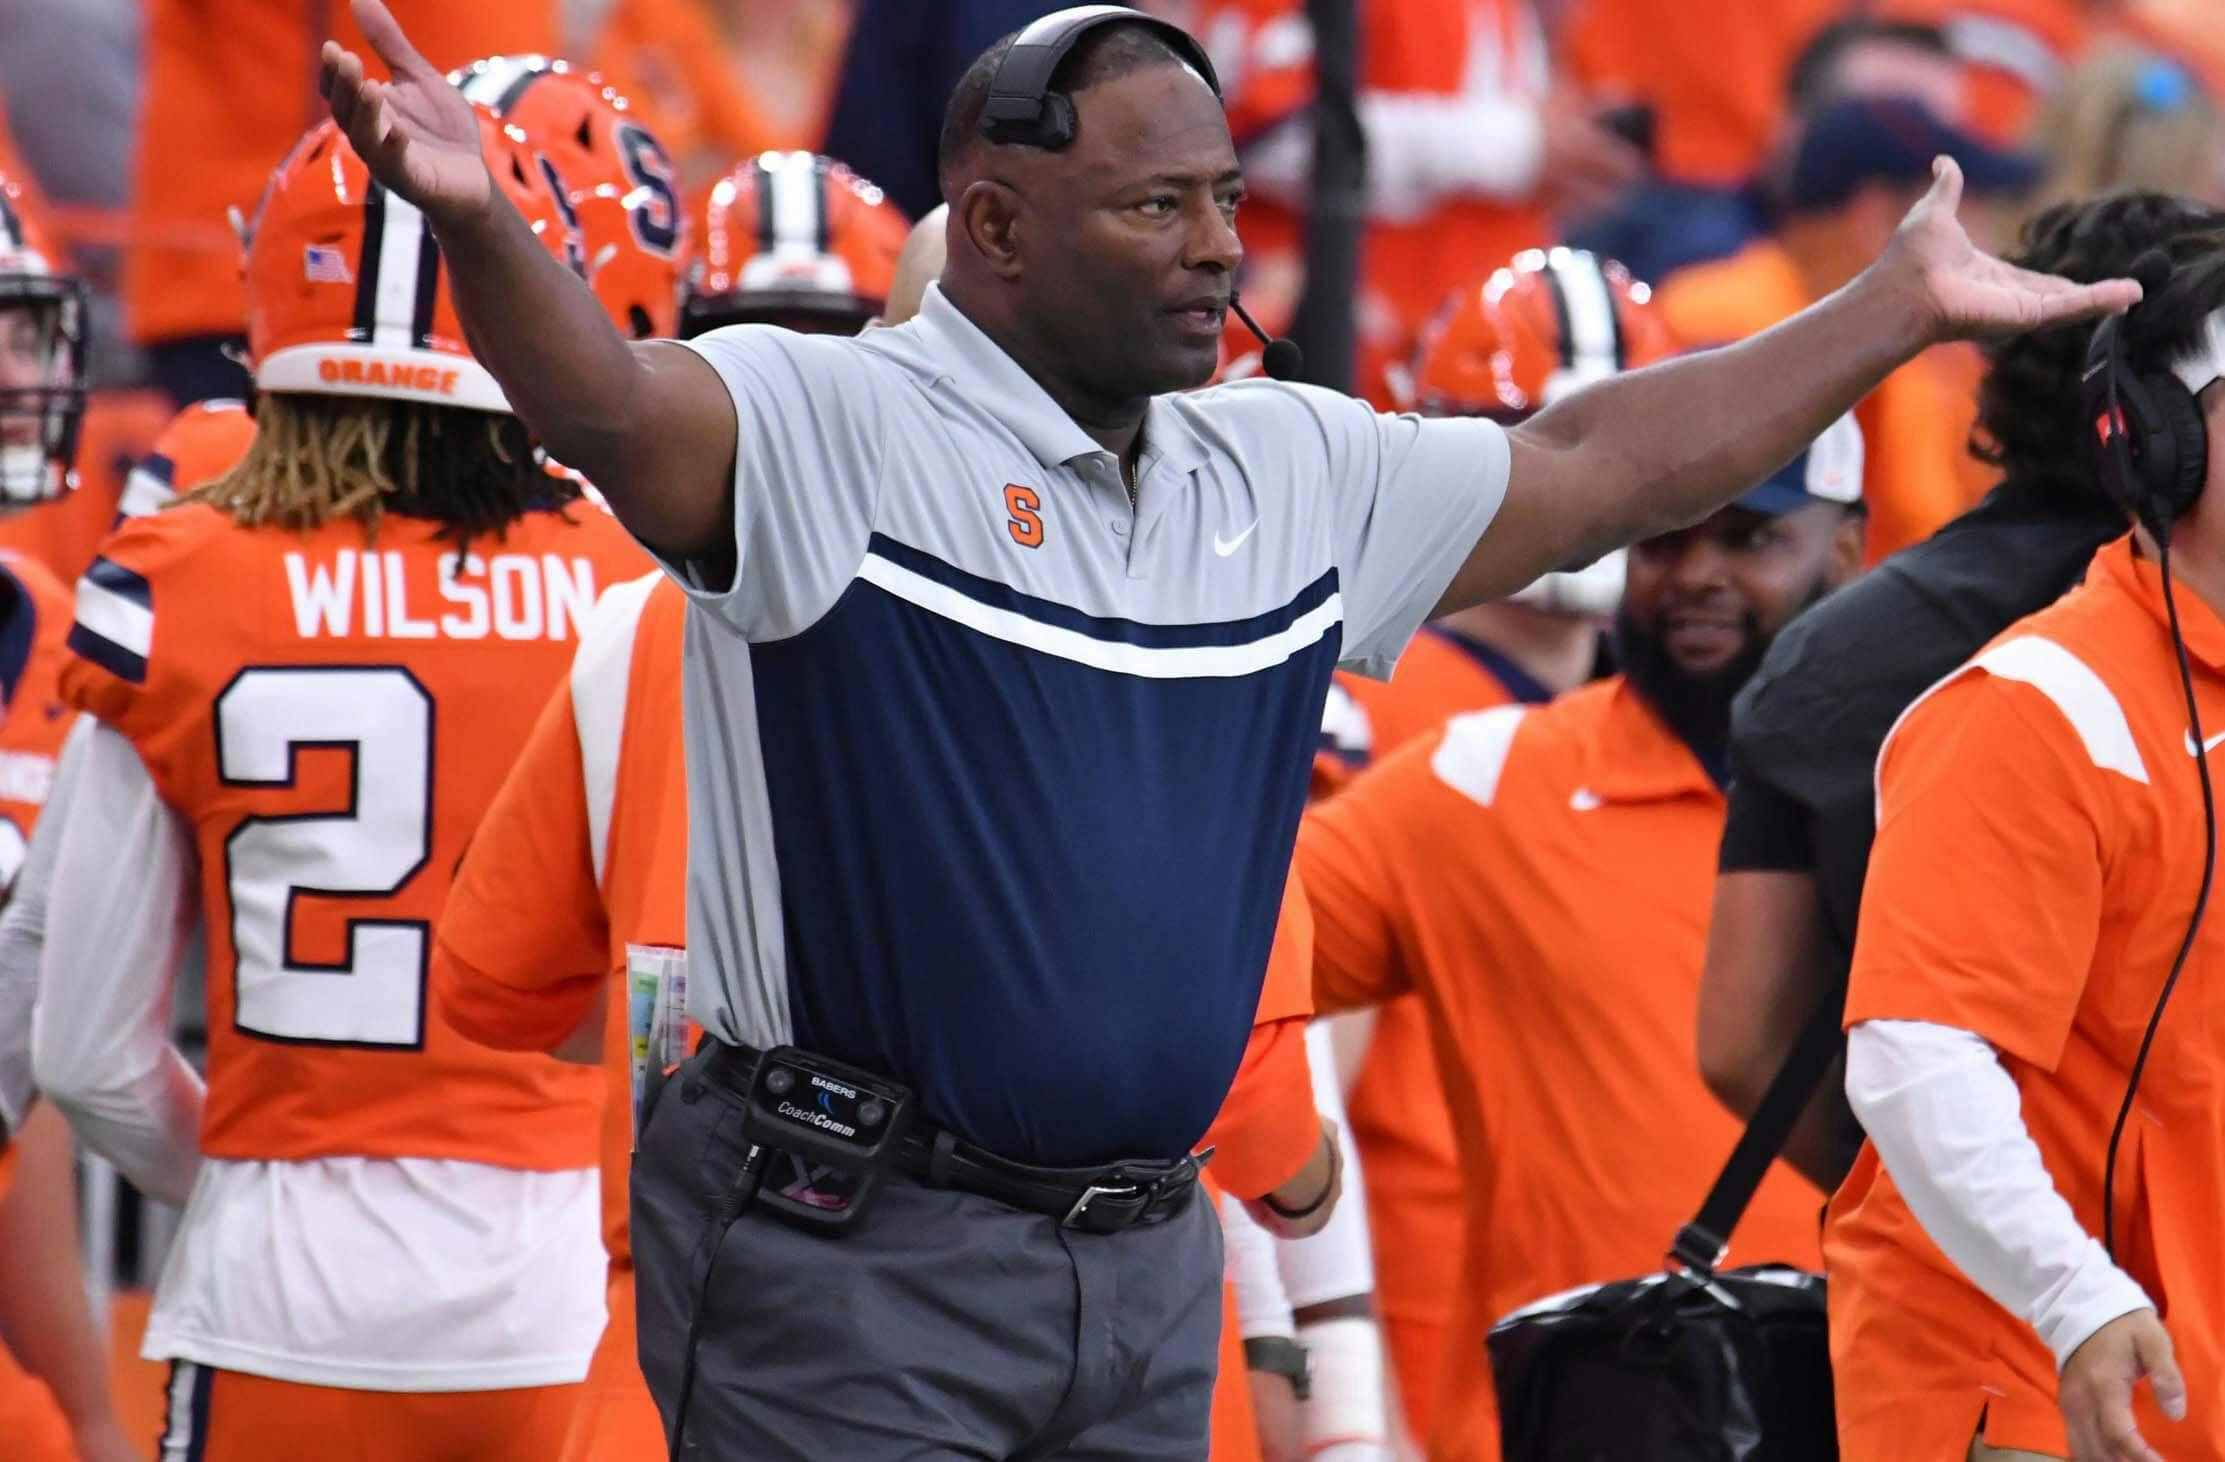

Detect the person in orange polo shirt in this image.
[1829,254,2225,1462]
[1317,245,1674,1445]
[1297,416,1866,1462]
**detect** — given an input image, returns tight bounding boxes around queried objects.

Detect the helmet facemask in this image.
[0,272,88,505]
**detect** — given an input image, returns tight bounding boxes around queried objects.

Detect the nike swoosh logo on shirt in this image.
[1212,519,1260,557]
[1569,787,1603,812]
[2186,730,2225,757]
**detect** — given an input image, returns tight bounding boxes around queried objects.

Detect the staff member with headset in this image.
[316,0,2133,1452]
[1830,242,2225,1462]
[1697,193,2223,1193]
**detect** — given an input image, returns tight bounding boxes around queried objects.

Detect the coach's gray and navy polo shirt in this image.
[656,284,1508,1167]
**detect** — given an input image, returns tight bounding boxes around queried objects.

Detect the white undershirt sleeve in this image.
[1846,1017,2153,1370]
[1282,1022,1391,1459]
[1221,1191,1296,1339]
[1276,1020,1378,1308]
[30,720,203,1206]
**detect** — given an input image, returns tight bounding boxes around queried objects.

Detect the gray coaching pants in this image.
[631,1047,1226,1460]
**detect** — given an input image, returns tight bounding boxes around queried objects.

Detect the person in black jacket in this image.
[1696,190,2225,1190]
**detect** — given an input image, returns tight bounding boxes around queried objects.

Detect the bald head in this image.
[884,204,948,326]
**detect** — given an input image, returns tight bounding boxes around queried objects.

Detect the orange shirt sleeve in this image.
[1198,1015,1319,1199]
[1294,753,1425,1015]
[1846,669,2111,1071]
[433,678,609,1053]
[1197,873,1321,1195]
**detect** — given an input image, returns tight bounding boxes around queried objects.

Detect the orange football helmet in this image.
[1408,248,1678,420]
[1411,250,1677,619]
[0,173,87,503]
[684,152,909,336]
[243,110,579,414]
[452,55,687,340]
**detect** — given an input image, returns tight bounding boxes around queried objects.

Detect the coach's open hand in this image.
[1891,157,2143,343]
[319,0,491,226]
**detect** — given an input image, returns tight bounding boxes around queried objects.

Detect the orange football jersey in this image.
[117,400,259,520]
[0,550,79,879]
[59,500,649,1170]
[0,543,92,1462]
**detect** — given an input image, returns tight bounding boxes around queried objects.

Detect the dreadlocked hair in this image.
[181,393,579,545]
[1972,190,2225,507]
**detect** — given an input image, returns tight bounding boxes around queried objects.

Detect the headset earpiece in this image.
[2130,368,2210,526]
[1034,95,1078,151]
[2083,270,2209,541]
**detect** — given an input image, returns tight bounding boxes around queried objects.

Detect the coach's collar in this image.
[915,286,1209,481]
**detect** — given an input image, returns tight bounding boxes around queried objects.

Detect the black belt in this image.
[697,1040,1201,1236]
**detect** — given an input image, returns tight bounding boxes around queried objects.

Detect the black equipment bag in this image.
[1487,991,1844,1461]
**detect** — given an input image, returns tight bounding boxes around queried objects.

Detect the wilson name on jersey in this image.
[283,547,605,642]
[59,502,650,1169]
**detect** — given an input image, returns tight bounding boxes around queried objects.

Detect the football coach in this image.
[321,2,2138,1456]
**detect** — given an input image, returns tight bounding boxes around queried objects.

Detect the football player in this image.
[0,165,136,1462]
[27,109,653,1460]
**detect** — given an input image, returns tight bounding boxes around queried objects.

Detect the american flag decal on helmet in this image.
[303,244,355,284]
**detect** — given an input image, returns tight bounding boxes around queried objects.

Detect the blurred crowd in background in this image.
[4,0,2225,586]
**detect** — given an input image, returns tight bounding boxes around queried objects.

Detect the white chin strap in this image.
[1507,548,1625,619]
[0,444,57,505]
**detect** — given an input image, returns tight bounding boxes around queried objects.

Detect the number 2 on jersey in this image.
[216,667,433,1048]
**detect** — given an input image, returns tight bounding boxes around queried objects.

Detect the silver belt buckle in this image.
[1063,1181,1140,1229]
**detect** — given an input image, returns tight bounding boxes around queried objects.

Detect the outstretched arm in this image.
[1435,159,2139,612]
[320,0,736,564]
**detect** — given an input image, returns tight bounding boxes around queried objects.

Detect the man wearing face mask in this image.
[1295,413,1866,1462]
